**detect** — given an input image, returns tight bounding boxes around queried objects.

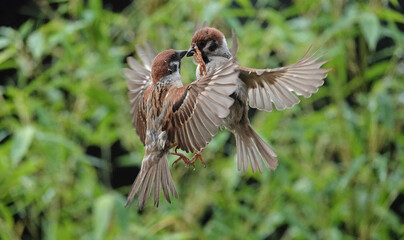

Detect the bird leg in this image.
[170,145,206,168]
[194,45,208,76]
[170,152,194,167]
[190,149,206,167]
[170,143,193,166]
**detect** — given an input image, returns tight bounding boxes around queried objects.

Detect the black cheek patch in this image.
[208,41,218,52]
[169,61,178,73]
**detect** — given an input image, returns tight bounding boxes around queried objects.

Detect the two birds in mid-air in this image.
[123,23,329,209]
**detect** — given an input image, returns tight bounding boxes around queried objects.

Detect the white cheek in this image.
[222,37,229,49]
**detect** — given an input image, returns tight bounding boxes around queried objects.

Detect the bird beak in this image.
[186,46,196,57]
[176,50,188,59]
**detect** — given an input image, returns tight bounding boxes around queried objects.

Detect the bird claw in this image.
[170,152,194,167]
[190,150,206,167]
[170,149,206,168]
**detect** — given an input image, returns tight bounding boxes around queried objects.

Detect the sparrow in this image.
[126,43,205,166]
[187,26,329,173]
[123,49,239,208]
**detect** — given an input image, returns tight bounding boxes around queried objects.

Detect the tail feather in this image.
[251,129,278,170]
[235,126,278,173]
[125,153,178,209]
[249,141,261,173]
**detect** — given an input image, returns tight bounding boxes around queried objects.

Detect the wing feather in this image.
[124,44,156,144]
[135,42,157,71]
[168,59,239,153]
[238,48,330,112]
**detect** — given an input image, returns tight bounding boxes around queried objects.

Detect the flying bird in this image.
[187,26,329,173]
[124,49,239,208]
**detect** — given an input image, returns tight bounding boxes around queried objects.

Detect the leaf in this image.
[0,59,16,70]
[85,86,117,110]
[114,194,129,232]
[338,155,366,189]
[388,0,399,7]
[202,2,224,22]
[0,27,16,38]
[0,202,13,225]
[11,126,35,167]
[377,8,404,23]
[0,37,10,49]
[0,130,8,143]
[27,31,45,59]
[35,131,78,152]
[18,20,34,37]
[364,61,391,80]
[93,194,114,240]
[359,12,380,50]
[235,0,254,9]
[0,48,16,65]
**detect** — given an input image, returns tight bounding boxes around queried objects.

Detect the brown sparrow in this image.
[123,49,239,208]
[126,43,205,166]
[187,27,329,173]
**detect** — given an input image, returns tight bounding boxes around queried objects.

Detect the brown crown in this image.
[151,49,176,83]
[191,27,224,45]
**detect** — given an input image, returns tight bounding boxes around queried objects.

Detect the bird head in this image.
[187,27,232,63]
[151,49,187,85]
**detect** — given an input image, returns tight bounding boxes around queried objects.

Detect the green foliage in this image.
[0,0,403,239]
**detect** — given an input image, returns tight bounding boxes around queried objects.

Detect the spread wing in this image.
[123,43,157,144]
[168,59,239,153]
[238,47,330,112]
[135,42,157,71]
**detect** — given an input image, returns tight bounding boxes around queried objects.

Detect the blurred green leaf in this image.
[93,194,114,240]
[114,194,129,233]
[0,48,16,66]
[0,27,16,38]
[0,37,11,49]
[377,8,404,23]
[18,20,34,37]
[27,31,45,60]
[0,59,16,71]
[338,155,366,189]
[11,126,35,167]
[0,130,8,143]
[359,12,380,50]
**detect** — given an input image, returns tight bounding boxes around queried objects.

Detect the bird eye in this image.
[199,41,207,48]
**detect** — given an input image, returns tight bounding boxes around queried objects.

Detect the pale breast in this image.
[196,57,230,79]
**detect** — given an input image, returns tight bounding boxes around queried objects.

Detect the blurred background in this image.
[0,0,403,239]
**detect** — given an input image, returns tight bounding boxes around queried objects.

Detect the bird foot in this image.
[170,148,206,168]
[190,150,206,168]
[170,152,194,167]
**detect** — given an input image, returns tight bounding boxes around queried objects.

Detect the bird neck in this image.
[204,52,232,64]
[156,71,183,88]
